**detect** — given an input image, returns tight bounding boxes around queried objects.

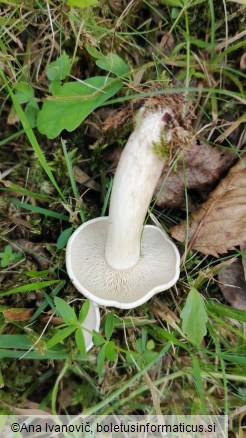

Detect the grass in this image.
[0,0,245,432]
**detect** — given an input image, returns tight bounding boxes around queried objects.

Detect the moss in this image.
[152,132,171,160]
[0,359,41,404]
[152,122,194,162]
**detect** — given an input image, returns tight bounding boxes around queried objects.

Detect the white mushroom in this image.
[66,102,191,309]
[82,300,100,351]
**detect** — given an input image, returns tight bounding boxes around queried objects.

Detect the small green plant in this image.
[126,329,158,369]
[93,311,118,376]
[36,52,127,139]
[181,287,208,346]
[46,302,119,373]
[93,315,160,377]
[0,245,22,268]
[48,302,160,377]
[14,81,39,128]
[47,297,91,357]
[56,227,74,250]
[86,44,130,77]
[5,51,127,140]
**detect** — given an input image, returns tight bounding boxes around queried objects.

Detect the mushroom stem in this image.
[105,107,171,270]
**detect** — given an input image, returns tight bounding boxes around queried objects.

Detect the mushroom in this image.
[82,300,100,351]
[66,99,192,309]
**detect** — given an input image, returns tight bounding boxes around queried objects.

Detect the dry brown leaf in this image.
[107,141,237,209]
[40,314,63,325]
[11,217,33,230]
[3,308,34,322]
[218,258,246,310]
[73,166,100,192]
[240,52,246,71]
[7,106,19,125]
[155,141,237,208]
[150,298,184,335]
[132,68,145,86]
[151,297,180,323]
[57,386,74,411]
[158,32,175,56]
[240,242,246,281]
[171,157,246,256]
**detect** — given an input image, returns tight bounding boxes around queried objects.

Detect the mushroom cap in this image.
[82,300,100,351]
[66,217,180,309]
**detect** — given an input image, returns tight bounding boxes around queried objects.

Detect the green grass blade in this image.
[148,326,190,351]
[0,129,25,146]
[208,321,228,414]
[207,300,246,323]
[46,326,76,349]
[0,349,85,360]
[61,139,86,222]
[0,335,88,360]
[221,354,246,366]
[0,280,62,297]
[0,334,34,349]
[101,177,113,216]
[10,198,70,221]
[191,355,207,414]
[105,86,245,105]
[29,281,65,322]
[214,40,246,64]
[0,184,53,201]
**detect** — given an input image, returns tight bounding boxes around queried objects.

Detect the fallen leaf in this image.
[218,258,246,310]
[155,141,237,208]
[158,32,175,56]
[73,166,100,192]
[132,68,146,86]
[171,157,246,256]
[7,105,19,125]
[11,217,33,230]
[151,297,180,323]
[40,314,64,325]
[240,241,246,280]
[150,297,183,335]
[3,308,34,321]
[107,141,237,209]
[216,240,246,312]
[57,385,73,410]
[240,52,246,71]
